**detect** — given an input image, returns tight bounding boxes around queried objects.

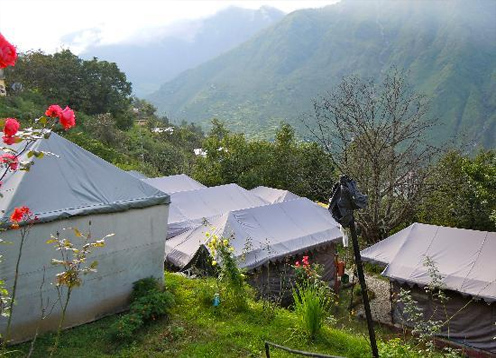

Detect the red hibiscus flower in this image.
[45,104,63,118]
[3,118,20,137]
[1,153,18,170]
[0,33,17,69]
[59,106,76,130]
[10,206,31,223]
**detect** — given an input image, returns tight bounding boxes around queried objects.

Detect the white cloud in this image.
[0,0,339,54]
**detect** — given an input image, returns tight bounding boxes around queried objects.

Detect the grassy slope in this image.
[11,272,447,357]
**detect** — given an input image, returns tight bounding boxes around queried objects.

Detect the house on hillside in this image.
[0,133,170,342]
[361,223,496,354]
[165,198,342,302]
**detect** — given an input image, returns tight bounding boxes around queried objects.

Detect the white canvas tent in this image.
[166,198,342,299]
[142,174,206,194]
[250,186,300,204]
[0,133,170,342]
[361,223,496,353]
[166,183,268,238]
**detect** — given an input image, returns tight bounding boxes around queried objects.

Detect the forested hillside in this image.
[149,0,496,147]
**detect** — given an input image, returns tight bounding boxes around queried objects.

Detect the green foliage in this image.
[379,338,419,358]
[292,283,329,340]
[109,277,175,341]
[14,272,457,357]
[6,50,132,128]
[193,121,336,201]
[418,150,496,231]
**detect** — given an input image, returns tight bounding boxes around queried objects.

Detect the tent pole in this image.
[349,219,379,358]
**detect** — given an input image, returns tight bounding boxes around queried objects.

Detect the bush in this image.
[110,277,175,341]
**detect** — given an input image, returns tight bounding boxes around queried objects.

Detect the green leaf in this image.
[46,239,57,244]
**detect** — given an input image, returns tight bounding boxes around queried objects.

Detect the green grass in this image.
[7,272,449,357]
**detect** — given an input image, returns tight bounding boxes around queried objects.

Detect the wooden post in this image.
[349,219,379,358]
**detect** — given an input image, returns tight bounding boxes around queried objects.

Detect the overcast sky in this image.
[0,0,339,54]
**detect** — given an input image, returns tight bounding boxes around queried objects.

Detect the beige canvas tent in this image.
[361,223,496,353]
[0,133,170,342]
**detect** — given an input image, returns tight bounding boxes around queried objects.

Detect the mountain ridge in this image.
[148,0,496,147]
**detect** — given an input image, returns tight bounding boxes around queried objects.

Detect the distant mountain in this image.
[148,0,496,147]
[79,6,284,96]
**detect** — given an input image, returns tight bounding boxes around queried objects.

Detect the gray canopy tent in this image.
[361,223,496,354]
[0,133,170,342]
[166,198,342,301]
[166,183,268,238]
[142,174,206,194]
[250,186,300,204]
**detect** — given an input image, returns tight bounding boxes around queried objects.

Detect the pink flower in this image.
[3,118,20,137]
[0,33,17,69]
[59,106,75,130]
[1,153,18,170]
[10,206,31,223]
[45,105,63,118]
[295,261,301,267]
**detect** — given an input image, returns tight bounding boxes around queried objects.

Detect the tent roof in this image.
[363,223,496,302]
[250,186,300,204]
[361,225,413,266]
[167,183,268,238]
[142,174,206,194]
[126,170,148,179]
[166,197,342,270]
[0,132,170,228]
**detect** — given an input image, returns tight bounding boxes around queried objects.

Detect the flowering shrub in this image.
[206,232,249,311]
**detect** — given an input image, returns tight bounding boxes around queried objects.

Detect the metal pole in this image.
[349,219,379,358]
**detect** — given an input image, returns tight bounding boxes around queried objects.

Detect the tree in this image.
[6,50,133,129]
[193,121,336,201]
[304,69,439,244]
[417,150,496,231]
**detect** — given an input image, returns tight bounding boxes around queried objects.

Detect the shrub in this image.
[110,277,175,341]
[292,283,329,339]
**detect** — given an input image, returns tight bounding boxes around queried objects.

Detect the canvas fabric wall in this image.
[392,282,496,354]
[0,205,169,343]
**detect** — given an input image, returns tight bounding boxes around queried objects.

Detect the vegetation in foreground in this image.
[6,272,463,358]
